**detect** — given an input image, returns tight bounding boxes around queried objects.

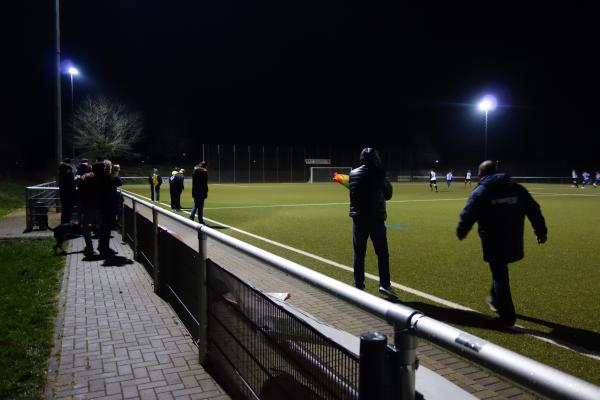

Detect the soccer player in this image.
[429,170,438,192]
[571,169,579,188]
[594,172,600,188]
[582,171,591,187]
[446,171,453,189]
[465,169,472,188]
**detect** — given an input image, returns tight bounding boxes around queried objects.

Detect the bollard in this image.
[388,324,418,400]
[359,332,387,399]
[198,229,208,364]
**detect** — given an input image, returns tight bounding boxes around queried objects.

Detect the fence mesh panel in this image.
[207,262,359,400]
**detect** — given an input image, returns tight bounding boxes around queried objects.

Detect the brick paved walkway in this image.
[45,235,229,400]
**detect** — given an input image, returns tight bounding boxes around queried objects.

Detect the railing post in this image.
[198,228,208,364]
[25,188,31,232]
[152,207,160,295]
[120,196,126,238]
[132,199,138,261]
[359,332,387,399]
[389,324,418,400]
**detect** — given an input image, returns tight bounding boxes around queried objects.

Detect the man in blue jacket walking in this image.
[456,160,547,326]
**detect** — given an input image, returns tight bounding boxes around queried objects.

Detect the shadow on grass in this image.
[514,314,600,358]
[404,301,600,357]
[404,301,515,332]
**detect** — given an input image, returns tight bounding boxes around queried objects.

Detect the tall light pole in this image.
[68,66,79,110]
[55,0,62,167]
[478,95,497,160]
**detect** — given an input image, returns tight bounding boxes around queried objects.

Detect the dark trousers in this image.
[190,197,205,223]
[489,262,516,324]
[352,218,391,290]
[150,186,160,201]
[170,188,180,209]
[98,210,114,254]
[61,199,74,224]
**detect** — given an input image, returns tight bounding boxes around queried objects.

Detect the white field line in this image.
[204,197,467,211]
[127,191,600,360]
[531,191,600,197]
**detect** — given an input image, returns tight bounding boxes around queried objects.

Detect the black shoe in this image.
[486,296,498,312]
[379,286,398,298]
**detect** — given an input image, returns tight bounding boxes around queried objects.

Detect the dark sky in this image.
[4,1,599,171]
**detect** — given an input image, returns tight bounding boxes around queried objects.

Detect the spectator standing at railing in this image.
[348,148,396,298]
[110,164,123,228]
[97,160,118,257]
[58,158,76,224]
[148,168,162,202]
[76,161,99,256]
[169,167,185,211]
[190,161,208,224]
[456,160,548,327]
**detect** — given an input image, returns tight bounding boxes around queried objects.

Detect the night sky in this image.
[4,1,599,172]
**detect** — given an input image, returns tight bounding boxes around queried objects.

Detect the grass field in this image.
[123,181,600,384]
[0,180,30,217]
[0,238,64,399]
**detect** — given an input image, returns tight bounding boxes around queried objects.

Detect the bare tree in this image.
[70,96,143,159]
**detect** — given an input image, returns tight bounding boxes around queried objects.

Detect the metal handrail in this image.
[120,189,600,400]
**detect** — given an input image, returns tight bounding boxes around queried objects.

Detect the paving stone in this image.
[45,234,229,399]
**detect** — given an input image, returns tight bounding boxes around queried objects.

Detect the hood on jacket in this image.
[478,173,511,188]
[359,148,382,168]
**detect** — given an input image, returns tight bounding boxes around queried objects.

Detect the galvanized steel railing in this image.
[118,189,600,400]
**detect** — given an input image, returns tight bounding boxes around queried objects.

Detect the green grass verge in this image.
[0,180,29,217]
[122,182,600,384]
[0,238,65,399]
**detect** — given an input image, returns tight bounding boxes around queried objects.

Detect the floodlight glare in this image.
[478,95,497,112]
[68,67,79,76]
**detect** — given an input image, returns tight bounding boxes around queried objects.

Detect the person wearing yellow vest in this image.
[148,168,162,202]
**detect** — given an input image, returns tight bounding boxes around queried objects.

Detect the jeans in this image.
[190,198,205,223]
[81,207,98,251]
[352,218,390,289]
[488,262,516,324]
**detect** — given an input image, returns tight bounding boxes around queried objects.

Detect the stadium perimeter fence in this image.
[24,183,600,399]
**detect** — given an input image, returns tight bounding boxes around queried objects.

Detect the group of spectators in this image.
[148,161,209,223]
[58,157,123,257]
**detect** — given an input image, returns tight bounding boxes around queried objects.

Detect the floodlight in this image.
[478,95,497,112]
[68,67,79,76]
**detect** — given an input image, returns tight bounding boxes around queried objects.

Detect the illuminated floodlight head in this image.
[478,94,497,112]
[68,66,79,76]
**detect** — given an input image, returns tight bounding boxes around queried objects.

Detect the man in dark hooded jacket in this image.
[190,162,208,223]
[457,160,547,326]
[58,158,76,223]
[349,148,396,298]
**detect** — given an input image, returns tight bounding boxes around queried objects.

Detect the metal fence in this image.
[117,189,600,400]
[25,182,61,231]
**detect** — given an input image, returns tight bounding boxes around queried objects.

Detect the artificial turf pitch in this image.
[123,181,600,384]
